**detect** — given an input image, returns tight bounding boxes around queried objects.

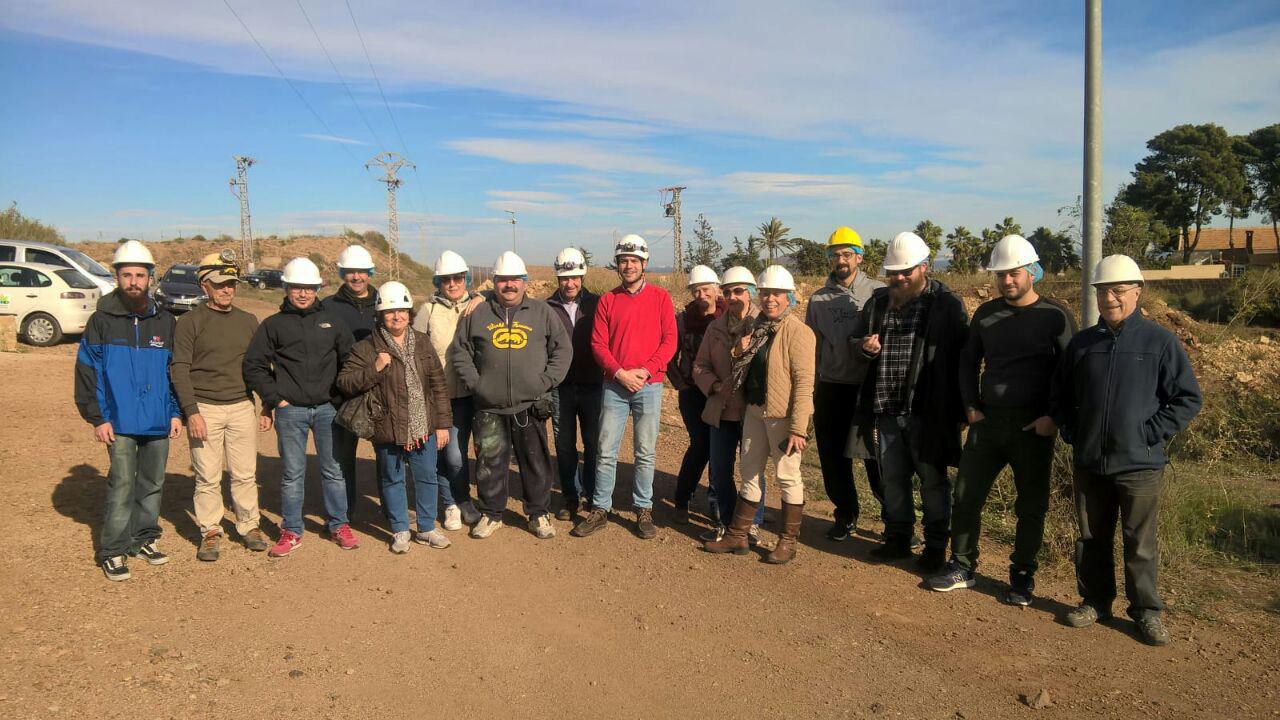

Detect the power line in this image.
[295,0,385,151]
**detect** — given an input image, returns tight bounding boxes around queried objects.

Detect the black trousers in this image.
[551,382,602,508]
[674,388,714,508]
[814,380,883,523]
[473,408,553,521]
[1074,467,1164,620]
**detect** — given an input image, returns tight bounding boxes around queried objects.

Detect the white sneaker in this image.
[390,531,411,554]
[442,504,463,531]
[699,525,725,542]
[470,516,503,539]
[529,515,556,540]
[458,500,482,525]
[414,528,452,549]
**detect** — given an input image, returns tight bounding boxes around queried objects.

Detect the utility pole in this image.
[228,155,256,272]
[505,210,517,250]
[1082,0,1102,326]
[366,151,415,280]
[661,186,686,281]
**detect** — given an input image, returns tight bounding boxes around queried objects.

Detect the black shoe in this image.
[1004,567,1035,606]
[909,535,924,550]
[135,540,169,566]
[571,508,609,537]
[635,508,658,540]
[672,505,690,526]
[1136,615,1170,646]
[914,547,947,574]
[869,541,913,561]
[100,555,131,582]
[825,519,855,541]
[925,561,975,592]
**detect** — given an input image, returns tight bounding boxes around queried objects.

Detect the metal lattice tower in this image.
[661,186,687,281]
[366,152,415,280]
[505,210,517,250]
[228,156,256,272]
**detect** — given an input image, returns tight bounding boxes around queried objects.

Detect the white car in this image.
[0,239,117,294]
[0,261,101,346]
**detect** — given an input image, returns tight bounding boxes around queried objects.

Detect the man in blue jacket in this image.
[74,240,182,581]
[1051,255,1202,646]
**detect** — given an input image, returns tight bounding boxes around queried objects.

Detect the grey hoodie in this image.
[448,293,572,414]
[805,270,885,384]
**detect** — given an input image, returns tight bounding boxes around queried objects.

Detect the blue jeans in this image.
[375,441,442,533]
[437,396,475,505]
[708,420,765,527]
[551,382,602,507]
[276,403,349,535]
[593,381,662,511]
[97,434,169,564]
[876,413,952,551]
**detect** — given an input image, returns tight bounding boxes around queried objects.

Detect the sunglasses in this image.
[726,286,752,296]
[885,267,917,278]
[439,274,466,283]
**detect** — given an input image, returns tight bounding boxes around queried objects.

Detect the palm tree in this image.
[757,217,797,262]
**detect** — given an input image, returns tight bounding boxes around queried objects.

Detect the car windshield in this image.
[56,269,97,289]
[63,248,113,278]
[165,266,198,282]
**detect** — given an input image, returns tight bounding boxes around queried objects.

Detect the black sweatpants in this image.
[473,408,553,522]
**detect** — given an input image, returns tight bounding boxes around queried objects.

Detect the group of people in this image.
[74,225,1202,646]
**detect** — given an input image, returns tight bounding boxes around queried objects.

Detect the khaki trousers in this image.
[739,404,805,505]
[189,400,261,536]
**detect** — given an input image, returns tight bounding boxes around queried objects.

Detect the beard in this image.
[888,272,926,307]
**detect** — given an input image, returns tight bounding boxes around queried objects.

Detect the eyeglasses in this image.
[554,261,585,272]
[288,286,318,294]
[439,274,466,283]
[1096,284,1139,299]
[726,287,752,296]
[829,250,860,260]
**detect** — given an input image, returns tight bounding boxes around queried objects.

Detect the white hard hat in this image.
[1091,254,1144,286]
[493,250,528,277]
[614,234,649,261]
[281,257,323,286]
[883,231,931,272]
[720,266,757,287]
[687,264,720,287]
[111,240,155,268]
[756,265,796,291]
[375,281,413,312]
[336,244,375,272]
[554,247,587,277]
[986,234,1040,273]
[434,250,468,277]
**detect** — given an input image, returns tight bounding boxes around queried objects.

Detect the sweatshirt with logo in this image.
[448,294,572,414]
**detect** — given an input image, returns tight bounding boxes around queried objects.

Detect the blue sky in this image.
[1,1,1277,266]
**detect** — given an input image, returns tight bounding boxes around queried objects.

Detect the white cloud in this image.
[486,190,569,203]
[446,138,694,175]
[489,118,664,139]
[300,133,368,146]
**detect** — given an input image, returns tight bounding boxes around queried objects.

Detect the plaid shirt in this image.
[873,295,927,415]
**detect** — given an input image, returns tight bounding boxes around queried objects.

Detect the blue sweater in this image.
[1051,313,1202,474]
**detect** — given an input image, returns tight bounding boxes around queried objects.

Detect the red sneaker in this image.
[332,524,360,550]
[268,530,301,558]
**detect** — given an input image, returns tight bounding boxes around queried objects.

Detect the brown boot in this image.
[765,502,803,565]
[703,497,758,555]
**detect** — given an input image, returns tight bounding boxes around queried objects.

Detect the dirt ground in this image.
[1,298,1277,719]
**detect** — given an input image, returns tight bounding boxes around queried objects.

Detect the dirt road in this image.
[1,336,1276,719]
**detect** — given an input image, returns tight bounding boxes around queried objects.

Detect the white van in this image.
[0,239,116,294]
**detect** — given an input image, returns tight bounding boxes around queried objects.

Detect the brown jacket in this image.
[337,329,452,447]
[692,307,758,426]
[758,313,817,437]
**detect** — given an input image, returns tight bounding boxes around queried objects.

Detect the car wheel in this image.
[22,312,63,346]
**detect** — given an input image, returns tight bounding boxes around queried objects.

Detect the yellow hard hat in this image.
[827,226,863,250]
[197,249,240,283]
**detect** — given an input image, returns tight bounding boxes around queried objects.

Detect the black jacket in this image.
[322,287,380,343]
[845,278,969,468]
[243,299,353,409]
[1050,312,1202,474]
[545,289,601,386]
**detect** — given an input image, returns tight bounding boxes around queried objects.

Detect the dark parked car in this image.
[154,264,205,314]
[244,268,284,289]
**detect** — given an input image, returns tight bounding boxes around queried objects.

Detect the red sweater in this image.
[591,282,678,383]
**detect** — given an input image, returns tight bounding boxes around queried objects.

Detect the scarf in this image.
[730,306,791,392]
[379,326,431,448]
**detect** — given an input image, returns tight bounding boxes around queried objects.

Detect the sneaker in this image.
[529,515,556,540]
[825,519,855,542]
[390,530,411,554]
[242,528,270,552]
[415,528,452,548]
[926,562,975,592]
[1136,615,1170,646]
[1064,603,1112,628]
[747,524,761,547]
[915,547,947,574]
[100,555,131,582]
[458,500,482,525]
[136,540,169,566]
[700,525,726,542]
[442,505,463,531]
[571,508,609,538]
[554,506,573,522]
[869,541,913,561]
[470,516,503,539]
[196,531,221,562]
[1004,568,1035,606]
[268,530,302,558]
[672,505,690,526]
[331,524,360,550]
[635,508,657,540]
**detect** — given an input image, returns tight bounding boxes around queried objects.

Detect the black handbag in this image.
[336,387,385,439]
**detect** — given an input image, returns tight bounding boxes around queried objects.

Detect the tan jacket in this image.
[692,307,758,427]
[758,313,816,437]
[413,294,474,399]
